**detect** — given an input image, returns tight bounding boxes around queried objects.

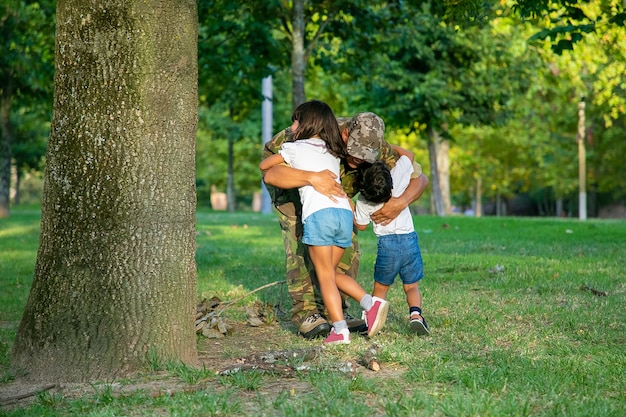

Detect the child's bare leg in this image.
[373,281,390,300]
[405,281,429,334]
[308,245,344,324]
[335,272,368,301]
[403,282,422,311]
[331,246,372,305]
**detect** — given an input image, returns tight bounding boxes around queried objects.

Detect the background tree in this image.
[0,0,54,218]
[11,99,50,204]
[5,1,626,218]
[515,0,626,54]
[512,0,626,216]
[196,0,374,209]
[12,0,198,382]
[330,1,525,215]
[197,0,286,210]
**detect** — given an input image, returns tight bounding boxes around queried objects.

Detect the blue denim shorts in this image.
[374,231,423,286]
[303,208,353,248]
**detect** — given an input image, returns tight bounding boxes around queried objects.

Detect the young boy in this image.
[353,156,429,335]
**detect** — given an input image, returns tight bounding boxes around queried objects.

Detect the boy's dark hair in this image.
[356,161,393,204]
[291,100,347,159]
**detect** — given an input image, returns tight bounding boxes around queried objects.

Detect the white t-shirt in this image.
[279,139,352,221]
[354,155,415,236]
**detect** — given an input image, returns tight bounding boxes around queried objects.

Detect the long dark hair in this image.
[291,100,347,159]
[356,161,393,204]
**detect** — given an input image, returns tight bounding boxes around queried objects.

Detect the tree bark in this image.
[12,0,198,382]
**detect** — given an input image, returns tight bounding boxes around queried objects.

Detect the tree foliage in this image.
[514,0,625,54]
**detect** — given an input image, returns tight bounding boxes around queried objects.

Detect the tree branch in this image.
[215,280,285,317]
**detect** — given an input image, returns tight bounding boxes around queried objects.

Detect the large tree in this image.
[12,0,198,382]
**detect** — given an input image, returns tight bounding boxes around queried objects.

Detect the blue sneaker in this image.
[410,313,430,336]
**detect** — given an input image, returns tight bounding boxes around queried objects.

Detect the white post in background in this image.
[261,75,273,214]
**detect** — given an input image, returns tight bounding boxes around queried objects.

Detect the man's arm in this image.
[263,165,346,201]
[371,172,429,226]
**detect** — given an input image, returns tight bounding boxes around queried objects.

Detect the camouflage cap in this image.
[346,112,385,163]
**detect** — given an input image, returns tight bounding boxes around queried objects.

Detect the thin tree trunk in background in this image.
[0,80,14,218]
[291,0,306,108]
[14,165,21,205]
[227,136,235,212]
[475,176,482,217]
[428,128,447,216]
[556,197,563,217]
[436,136,451,215]
[12,0,198,382]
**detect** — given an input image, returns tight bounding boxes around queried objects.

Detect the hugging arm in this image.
[262,164,346,202]
[371,170,429,226]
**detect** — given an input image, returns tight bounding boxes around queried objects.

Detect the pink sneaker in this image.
[364,296,389,337]
[324,328,350,345]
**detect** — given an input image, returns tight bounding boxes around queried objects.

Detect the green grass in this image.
[1,207,625,416]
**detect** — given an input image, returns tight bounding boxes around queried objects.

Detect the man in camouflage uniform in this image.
[262,112,429,339]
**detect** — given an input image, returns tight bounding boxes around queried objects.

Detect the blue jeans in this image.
[374,231,423,286]
[303,208,353,248]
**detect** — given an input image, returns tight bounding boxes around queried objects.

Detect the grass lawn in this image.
[1,206,625,416]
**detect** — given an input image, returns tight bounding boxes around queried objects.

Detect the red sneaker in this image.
[364,297,389,337]
[324,328,350,345]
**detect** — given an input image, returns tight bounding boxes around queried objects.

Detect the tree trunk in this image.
[227,136,235,212]
[0,79,14,218]
[436,136,451,215]
[556,197,563,217]
[14,164,21,206]
[291,0,306,108]
[427,128,448,216]
[12,0,198,382]
[475,175,482,217]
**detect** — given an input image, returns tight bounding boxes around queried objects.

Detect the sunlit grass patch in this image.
[2,207,625,416]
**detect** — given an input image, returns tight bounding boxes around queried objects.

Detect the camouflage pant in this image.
[274,201,360,324]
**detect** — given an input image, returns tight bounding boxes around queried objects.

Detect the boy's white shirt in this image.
[279,138,352,222]
[354,155,415,236]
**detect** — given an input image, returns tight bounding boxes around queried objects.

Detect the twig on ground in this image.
[580,285,608,297]
[215,280,285,316]
[0,384,57,406]
[218,347,322,377]
[359,343,382,371]
[219,363,301,377]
